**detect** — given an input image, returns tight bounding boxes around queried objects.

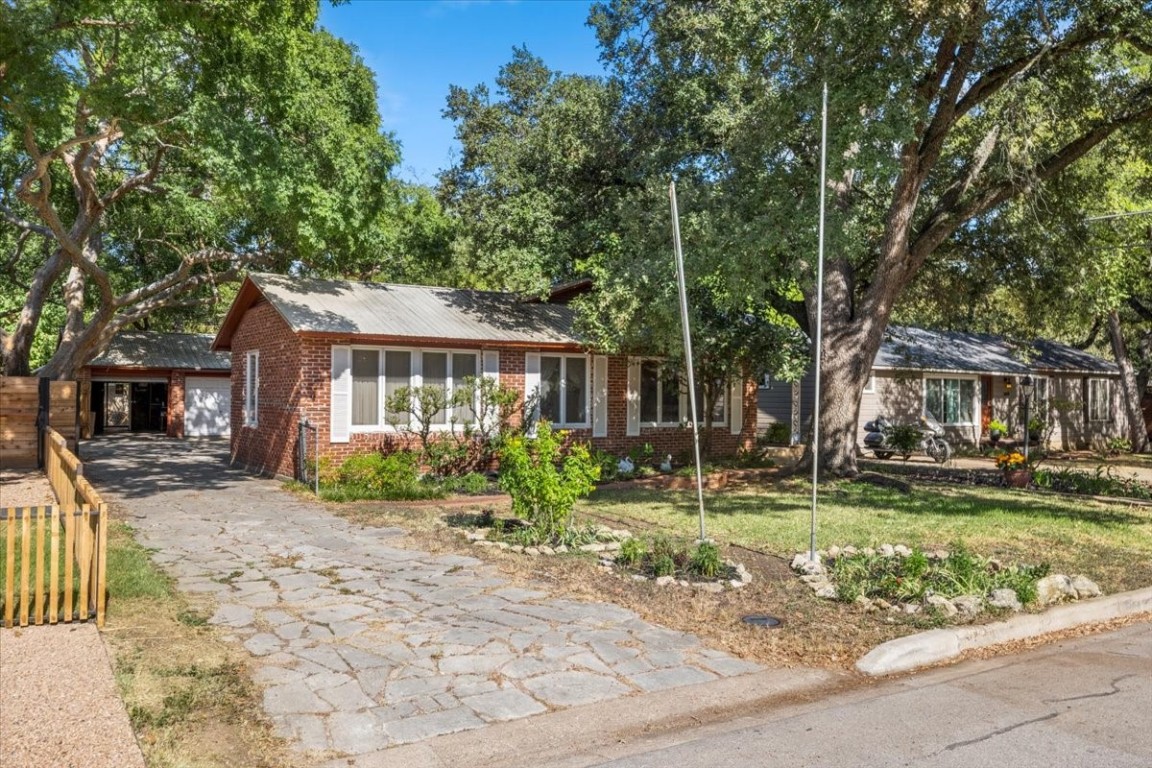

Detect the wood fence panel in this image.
[0,430,106,628]
[0,376,78,468]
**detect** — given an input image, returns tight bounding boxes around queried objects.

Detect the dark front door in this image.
[130,382,168,432]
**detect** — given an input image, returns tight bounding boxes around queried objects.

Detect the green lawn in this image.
[579,479,1152,594]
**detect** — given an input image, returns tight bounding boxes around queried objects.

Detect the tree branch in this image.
[1072,316,1102,349]
[0,204,54,238]
[1128,296,1152,323]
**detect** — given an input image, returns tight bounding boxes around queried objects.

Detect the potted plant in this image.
[994,450,1032,488]
[987,418,1008,447]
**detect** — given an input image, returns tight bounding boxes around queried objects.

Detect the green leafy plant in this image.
[987,419,1008,436]
[887,423,922,456]
[651,554,676,577]
[616,536,646,567]
[1033,466,1151,500]
[760,422,791,445]
[688,541,723,578]
[497,421,600,541]
[440,472,492,495]
[329,451,441,501]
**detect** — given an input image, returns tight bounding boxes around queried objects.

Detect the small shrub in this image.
[760,422,791,445]
[688,541,723,578]
[441,472,491,495]
[498,421,600,541]
[330,451,442,500]
[651,554,676,577]
[590,448,620,482]
[887,424,922,455]
[1033,466,1151,500]
[617,536,646,567]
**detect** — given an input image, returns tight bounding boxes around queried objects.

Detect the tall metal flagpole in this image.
[809,82,829,563]
[669,181,708,541]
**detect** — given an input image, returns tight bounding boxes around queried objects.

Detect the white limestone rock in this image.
[988,588,1023,612]
[1070,575,1102,599]
[926,594,958,617]
[952,595,984,616]
[1036,574,1078,605]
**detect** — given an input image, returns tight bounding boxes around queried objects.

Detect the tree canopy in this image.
[0,0,442,377]
[443,0,1152,470]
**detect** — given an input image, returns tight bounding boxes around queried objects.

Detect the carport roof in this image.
[213,273,583,349]
[876,326,1118,376]
[89,332,231,371]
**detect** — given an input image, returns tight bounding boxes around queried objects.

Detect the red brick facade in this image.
[226,303,758,479]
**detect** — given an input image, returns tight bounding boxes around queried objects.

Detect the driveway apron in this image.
[83,436,760,759]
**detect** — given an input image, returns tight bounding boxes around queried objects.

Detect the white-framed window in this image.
[863,374,877,394]
[639,360,682,426]
[539,354,589,427]
[924,376,976,425]
[1087,378,1111,422]
[758,373,774,390]
[693,379,727,425]
[244,351,259,427]
[349,347,480,431]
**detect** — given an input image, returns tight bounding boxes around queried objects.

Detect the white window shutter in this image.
[626,358,641,436]
[524,352,540,436]
[592,355,608,438]
[482,350,500,383]
[331,346,351,443]
[481,350,500,432]
[730,377,744,435]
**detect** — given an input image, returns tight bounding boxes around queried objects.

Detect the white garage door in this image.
[185,377,231,437]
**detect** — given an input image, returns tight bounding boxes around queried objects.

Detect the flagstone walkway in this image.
[83,436,760,761]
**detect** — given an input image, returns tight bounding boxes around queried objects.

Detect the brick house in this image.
[212,273,757,479]
[80,331,231,438]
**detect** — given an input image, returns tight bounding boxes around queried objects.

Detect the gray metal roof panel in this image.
[875,326,1117,375]
[90,332,231,371]
[250,273,581,345]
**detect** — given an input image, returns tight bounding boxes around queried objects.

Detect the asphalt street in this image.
[586,621,1152,768]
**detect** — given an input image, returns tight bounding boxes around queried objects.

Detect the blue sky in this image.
[319,0,606,186]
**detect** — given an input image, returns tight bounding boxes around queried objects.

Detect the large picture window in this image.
[1088,378,1111,422]
[924,377,975,425]
[539,355,588,426]
[348,347,477,431]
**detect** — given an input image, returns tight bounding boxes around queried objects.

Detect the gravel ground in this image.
[0,624,146,768]
[0,468,56,507]
[1,470,144,768]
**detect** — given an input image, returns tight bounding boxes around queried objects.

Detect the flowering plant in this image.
[995,451,1030,471]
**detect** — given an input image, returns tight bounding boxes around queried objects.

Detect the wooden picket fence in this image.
[1,427,107,628]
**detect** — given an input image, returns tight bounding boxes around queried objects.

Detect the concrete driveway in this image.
[82,436,765,761]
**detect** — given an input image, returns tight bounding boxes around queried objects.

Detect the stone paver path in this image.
[85,436,759,759]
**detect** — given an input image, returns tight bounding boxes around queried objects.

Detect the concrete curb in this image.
[856,587,1152,676]
[320,667,848,768]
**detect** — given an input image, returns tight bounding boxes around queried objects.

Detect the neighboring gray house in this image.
[759,326,1128,450]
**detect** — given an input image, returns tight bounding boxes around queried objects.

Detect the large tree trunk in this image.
[796,258,892,477]
[0,250,68,375]
[1107,310,1150,453]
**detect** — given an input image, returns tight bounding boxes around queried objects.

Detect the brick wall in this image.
[228,302,304,478]
[226,324,758,476]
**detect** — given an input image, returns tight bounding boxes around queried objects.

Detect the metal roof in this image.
[248,273,582,345]
[90,332,231,371]
[875,326,1117,375]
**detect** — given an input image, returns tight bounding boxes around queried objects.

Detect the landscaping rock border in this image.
[460,525,752,590]
[791,544,1104,617]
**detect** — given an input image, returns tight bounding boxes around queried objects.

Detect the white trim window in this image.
[539,354,590,427]
[758,373,774,390]
[244,351,259,427]
[1087,378,1111,423]
[639,360,682,426]
[349,347,480,431]
[693,379,727,425]
[924,376,976,425]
